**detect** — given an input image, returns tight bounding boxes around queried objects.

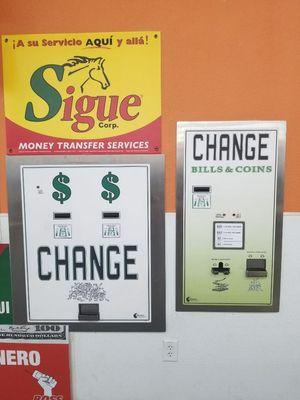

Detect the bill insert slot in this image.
[53,212,71,220]
[102,212,120,219]
[193,186,211,193]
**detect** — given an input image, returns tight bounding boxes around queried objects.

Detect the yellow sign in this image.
[2,32,161,154]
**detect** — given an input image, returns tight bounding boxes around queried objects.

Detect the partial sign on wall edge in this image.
[0,324,71,400]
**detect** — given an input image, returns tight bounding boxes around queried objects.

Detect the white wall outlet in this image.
[162,339,178,362]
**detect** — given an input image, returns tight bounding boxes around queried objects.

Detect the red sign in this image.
[0,325,71,400]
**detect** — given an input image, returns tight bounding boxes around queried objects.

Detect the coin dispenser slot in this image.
[53,212,71,220]
[211,262,230,275]
[102,212,120,219]
[246,259,267,277]
[78,304,100,321]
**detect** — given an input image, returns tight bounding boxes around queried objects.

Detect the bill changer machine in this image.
[176,121,285,312]
[7,155,165,331]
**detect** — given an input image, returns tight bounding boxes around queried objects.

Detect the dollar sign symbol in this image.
[101,172,120,204]
[52,172,72,204]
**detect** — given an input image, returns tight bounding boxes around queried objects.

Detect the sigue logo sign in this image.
[25,56,142,133]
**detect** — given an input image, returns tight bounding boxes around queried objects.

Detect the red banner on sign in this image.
[6,116,161,155]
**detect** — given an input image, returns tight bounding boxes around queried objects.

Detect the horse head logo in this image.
[63,56,110,93]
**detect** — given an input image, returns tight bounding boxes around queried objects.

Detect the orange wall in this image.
[1,0,300,212]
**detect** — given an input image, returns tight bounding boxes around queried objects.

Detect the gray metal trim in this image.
[176,121,286,312]
[7,155,165,331]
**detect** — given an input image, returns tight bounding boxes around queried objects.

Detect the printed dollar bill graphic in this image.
[52,172,72,204]
[0,245,13,323]
[101,171,120,203]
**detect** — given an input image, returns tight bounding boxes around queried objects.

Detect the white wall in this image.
[1,213,299,399]
[69,213,300,400]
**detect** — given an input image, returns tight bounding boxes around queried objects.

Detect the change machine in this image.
[7,155,165,331]
[176,121,286,311]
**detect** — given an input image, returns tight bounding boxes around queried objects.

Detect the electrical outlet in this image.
[162,339,178,362]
